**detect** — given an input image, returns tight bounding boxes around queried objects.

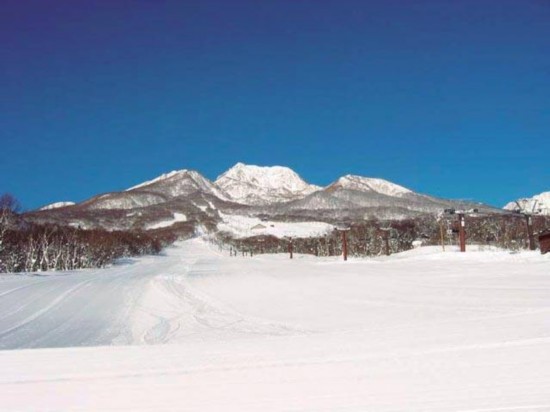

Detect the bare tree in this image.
[0,193,21,271]
[0,193,21,214]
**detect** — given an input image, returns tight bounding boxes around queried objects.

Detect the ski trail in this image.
[0,277,95,339]
[0,278,51,298]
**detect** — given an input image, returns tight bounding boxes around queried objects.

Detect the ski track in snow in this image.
[0,239,550,411]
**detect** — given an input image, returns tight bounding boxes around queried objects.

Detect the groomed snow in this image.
[146,212,187,230]
[216,212,333,238]
[1,240,549,411]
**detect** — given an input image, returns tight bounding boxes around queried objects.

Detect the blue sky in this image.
[1,0,548,210]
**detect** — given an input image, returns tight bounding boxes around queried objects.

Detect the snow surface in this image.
[1,240,550,411]
[218,212,334,238]
[216,212,333,238]
[146,213,187,230]
[504,191,550,215]
[330,174,412,196]
[215,162,321,205]
[38,201,75,211]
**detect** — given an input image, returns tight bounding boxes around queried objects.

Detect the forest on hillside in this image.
[2,193,549,273]
[0,194,176,273]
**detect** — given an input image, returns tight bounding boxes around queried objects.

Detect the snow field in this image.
[146,212,187,229]
[216,212,333,238]
[0,239,549,411]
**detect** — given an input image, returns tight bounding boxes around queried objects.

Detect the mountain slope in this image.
[39,201,75,211]
[276,174,494,219]
[127,169,230,200]
[80,191,169,210]
[326,175,412,197]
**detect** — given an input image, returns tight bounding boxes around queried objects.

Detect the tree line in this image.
[3,192,548,272]
[0,194,176,273]
[217,214,550,258]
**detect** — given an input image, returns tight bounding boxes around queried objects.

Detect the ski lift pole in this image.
[444,208,466,252]
[514,200,537,251]
[342,230,348,261]
[286,236,293,259]
[458,213,466,252]
[334,224,351,261]
[439,219,446,252]
[525,215,536,251]
[379,228,390,256]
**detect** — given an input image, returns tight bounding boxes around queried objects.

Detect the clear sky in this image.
[1,0,549,210]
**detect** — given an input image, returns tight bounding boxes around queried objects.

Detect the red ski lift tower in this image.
[539,230,550,254]
[285,236,293,259]
[512,200,544,251]
[379,227,391,256]
[334,224,351,261]
[444,208,479,252]
[458,213,466,252]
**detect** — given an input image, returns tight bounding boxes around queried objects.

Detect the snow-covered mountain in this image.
[326,175,412,197]
[215,163,321,205]
[277,173,490,219]
[39,201,75,211]
[75,170,229,211]
[28,162,500,233]
[504,191,550,215]
[127,169,230,200]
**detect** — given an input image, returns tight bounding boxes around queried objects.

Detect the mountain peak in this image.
[328,175,412,197]
[216,163,321,205]
[219,163,302,183]
[127,169,229,200]
[127,170,189,191]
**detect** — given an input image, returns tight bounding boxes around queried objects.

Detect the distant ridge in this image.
[27,162,500,232]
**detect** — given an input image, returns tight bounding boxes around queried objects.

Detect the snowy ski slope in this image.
[1,239,549,411]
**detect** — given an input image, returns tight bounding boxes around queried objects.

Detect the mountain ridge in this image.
[27,162,504,233]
